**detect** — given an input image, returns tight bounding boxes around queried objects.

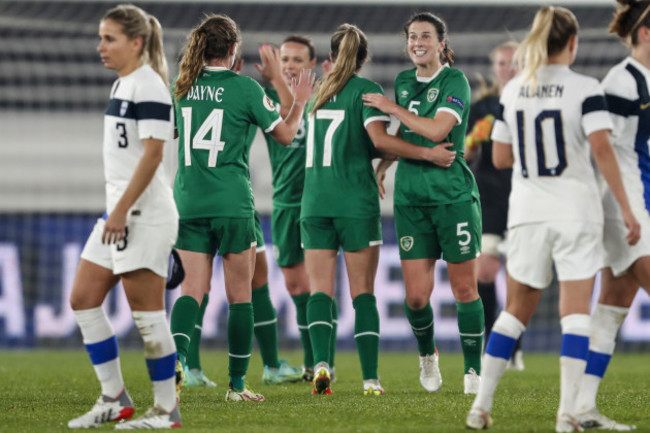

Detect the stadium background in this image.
[0,0,648,354]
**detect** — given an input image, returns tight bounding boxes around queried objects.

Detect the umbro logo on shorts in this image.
[400,236,414,252]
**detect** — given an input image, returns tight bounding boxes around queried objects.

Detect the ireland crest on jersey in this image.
[400,236,414,252]
[427,88,439,103]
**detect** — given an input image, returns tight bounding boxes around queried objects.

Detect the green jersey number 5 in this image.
[180,107,226,167]
[306,109,345,168]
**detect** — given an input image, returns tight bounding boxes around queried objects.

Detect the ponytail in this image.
[610,0,650,46]
[311,24,368,113]
[174,31,209,100]
[145,15,168,86]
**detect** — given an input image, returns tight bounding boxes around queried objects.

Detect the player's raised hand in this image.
[254,44,282,82]
[291,68,317,105]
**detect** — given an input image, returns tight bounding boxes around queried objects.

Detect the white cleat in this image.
[577,408,636,431]
[68,389,135,428]
[419,350,442,392]
[466,407,493,430]
[506,350,525,371]
[556,413,584,433]
[464,368,481,394]
[115,405,181,429]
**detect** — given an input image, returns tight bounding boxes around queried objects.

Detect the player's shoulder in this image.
[395,68,417,84]
[602,57,639,99]
[352,75,383,92]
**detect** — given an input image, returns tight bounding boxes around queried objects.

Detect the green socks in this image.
[306,292,333,366]
[405,301,435,356]
[170,295,200,363]
[457,298,484,375]
[330,298,338,369]
[353,293,380,380]
[252,284,280,369]
[228,302,254,390]
[291,292,313,368]
[187,294,209,370]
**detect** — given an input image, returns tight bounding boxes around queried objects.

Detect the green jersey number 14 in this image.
[306,109,345,167]
[181,107,226,167]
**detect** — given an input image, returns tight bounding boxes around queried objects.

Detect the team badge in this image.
[263,95,276,111]
[400,236,414,252]
[427,88,439,103]
[119,100,129,117]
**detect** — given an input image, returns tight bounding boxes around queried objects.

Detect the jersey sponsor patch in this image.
[263,95,276,111]
[400,236,414,252]
[446,95,465,110]
[427,88,439,103]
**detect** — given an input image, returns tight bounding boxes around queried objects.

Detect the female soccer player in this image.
[68,4,181,429]
[465,41,524,371]
[365,12,485,394]
[303,23,450,396]
[169,13,315,402]
[575,1,650,430]
[465,6,639,432]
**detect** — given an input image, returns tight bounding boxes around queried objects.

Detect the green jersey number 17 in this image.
[180,107,226,167]
[306,109,345,167]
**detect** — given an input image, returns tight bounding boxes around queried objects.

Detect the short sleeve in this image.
[362,81,390,129]
[580,79,613,136]
[437,72,470,125]
[247,79,282,133]
[133,76,173,141]
[490,81,514,145]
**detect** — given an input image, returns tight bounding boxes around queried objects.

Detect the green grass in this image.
[0,350,646,432]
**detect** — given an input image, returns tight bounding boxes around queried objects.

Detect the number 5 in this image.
[457,222,471,246]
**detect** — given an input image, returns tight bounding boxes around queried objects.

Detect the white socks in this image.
[558,314,590,417]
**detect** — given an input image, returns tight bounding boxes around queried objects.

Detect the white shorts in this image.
[481,233,505,258]
[81,218,178,278]
[603,213,650,277]
[506,221,604,289]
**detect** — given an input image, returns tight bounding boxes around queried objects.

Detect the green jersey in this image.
[263,88,306,207]
[173,67,281,219]
[394,66,478,206]
[301,75,390,219]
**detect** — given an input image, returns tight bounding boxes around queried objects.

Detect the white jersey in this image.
[491,64,612,228]
[601,56,650,220]
[103,64,177,224]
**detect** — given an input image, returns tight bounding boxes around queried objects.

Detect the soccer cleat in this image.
[262,360,303,385]
[302,367,314,382]
[115,405,181,429]
[174,358,184,401]
[506,350,525,371]
[466,407,493,430]
[311,386,333,395]
[330,366,337,383]
[556,414,584,433]
[312,364,331,395]
[419,350,442,392]
[464,368,481,394]
[183,367,217,387]
[68,389,135,428]
[225,383,265,402]
[577,408,636,431]
[363,380,385,395]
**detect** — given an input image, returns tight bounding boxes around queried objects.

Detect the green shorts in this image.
[272,206,304,267]
[394,199,481,263]
[300,216,382,252]
[254,211,265,250]
[175,216,256,256]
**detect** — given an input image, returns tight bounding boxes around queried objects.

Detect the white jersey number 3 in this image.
[181,107,226,167]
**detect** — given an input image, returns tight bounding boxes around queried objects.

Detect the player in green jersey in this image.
[303,23,456,396]
[364,12,485,395]
[256,36,340,382]
[169,14,315,403]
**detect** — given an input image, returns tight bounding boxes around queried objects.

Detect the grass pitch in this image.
[1,350,646,432]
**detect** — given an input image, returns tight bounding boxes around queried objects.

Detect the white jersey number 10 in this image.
[516,109,567,178]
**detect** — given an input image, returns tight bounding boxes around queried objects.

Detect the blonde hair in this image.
[103,4,169,86]
[174,14,240,101]
[610,0,650,47]
[311,24,368,113]
[474,41,519,100]
[515,6,578,90]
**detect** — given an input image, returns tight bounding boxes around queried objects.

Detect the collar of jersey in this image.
[416,64,448,83]
[626,55,650,75]
[204,66,229,71]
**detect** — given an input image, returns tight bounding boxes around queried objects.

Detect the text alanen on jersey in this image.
[186,85,225,102]
[518,84,564,98]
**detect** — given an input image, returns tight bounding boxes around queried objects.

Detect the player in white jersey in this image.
[465,7,639,433]
[67,5,181,430]
[575,1,650,430]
